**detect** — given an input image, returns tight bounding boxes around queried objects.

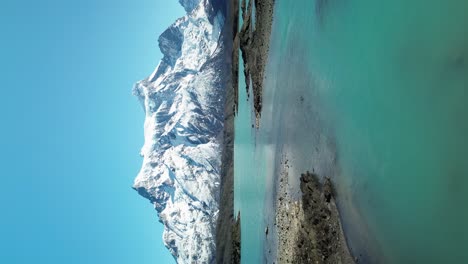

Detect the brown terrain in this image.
[214,0,240,263]
[276,165,355,264]
[238,0,275,124]
[218,1,355,263]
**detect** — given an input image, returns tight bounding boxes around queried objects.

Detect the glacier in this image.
[132,0,228,263]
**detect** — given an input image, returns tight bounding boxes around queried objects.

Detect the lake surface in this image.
[234,0,468,263]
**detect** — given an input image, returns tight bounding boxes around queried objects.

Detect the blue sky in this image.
[0,0,182,263]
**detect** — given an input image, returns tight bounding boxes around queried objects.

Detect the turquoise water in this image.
[234,55,267,263]
[234,1,269,263]
[236,0,468,263]
[269,0,468,263]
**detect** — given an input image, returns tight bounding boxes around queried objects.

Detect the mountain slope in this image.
[132,0,228,263]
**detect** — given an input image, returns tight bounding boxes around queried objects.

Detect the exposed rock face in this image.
[276,168,355,264]
[132,1,229,263]
[214,0,239,263]
[237,0,275,124]
[232,212,241,264]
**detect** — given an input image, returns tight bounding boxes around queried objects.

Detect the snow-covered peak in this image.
[133,0,227,263]
[179,0,201,13]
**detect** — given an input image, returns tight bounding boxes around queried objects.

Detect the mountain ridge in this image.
[132,0,228,262]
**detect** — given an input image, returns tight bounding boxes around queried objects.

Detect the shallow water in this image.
[235,0,468,263]
[233,1,269,263]
[234,56,267,263]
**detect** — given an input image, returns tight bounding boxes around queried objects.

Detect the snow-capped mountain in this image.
[132,0,228,263]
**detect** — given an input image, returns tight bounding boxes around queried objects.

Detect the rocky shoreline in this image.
[238,0,275,124]
[219,0,355,263]
[232,212,241,264]
[216,0,275,261]
[276,161,355,264]
[215,0,240,263]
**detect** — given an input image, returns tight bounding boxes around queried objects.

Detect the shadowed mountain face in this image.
[179,0,201,13]
[133,0,229,262]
